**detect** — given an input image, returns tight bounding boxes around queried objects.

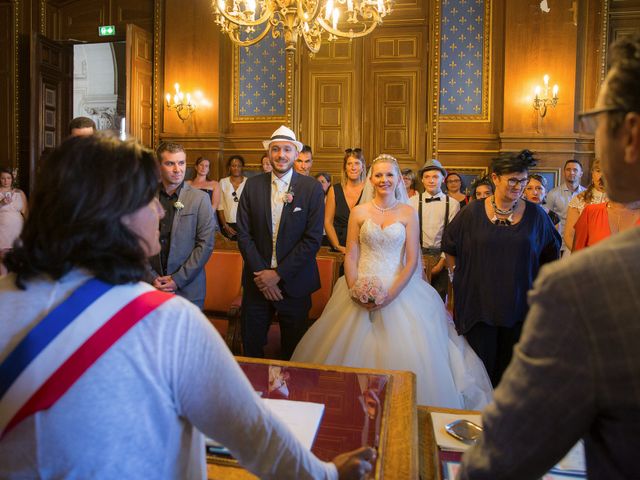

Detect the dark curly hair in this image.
[470,175,494,199]
[5,134,159,288]
[491,149,537,175]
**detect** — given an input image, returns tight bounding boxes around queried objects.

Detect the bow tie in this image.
[424,197,441,203]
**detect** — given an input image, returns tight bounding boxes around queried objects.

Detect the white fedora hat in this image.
[262,125,303,152]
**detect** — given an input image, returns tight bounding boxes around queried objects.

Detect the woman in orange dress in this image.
[573,201,640,251]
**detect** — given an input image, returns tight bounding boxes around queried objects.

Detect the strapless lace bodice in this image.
[357,219,406,282]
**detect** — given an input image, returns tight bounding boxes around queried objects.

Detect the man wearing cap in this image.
[236,125,325,359]
[409,159,460,302]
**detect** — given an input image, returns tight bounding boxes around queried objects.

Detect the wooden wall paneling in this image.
[502,0,579,138]
[29,34,73,193]
[608,10,640,42]
[299,38,363,178]
[45,2,59,40]
[364,25,426,169]
[370,70,419,163]
[0,2,17,171]
[126,24,153,147]
[112,0,153,34]
[609,0,640,10]
[161,0,220,137]
[58,0,108,41]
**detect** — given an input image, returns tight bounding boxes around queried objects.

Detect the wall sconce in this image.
[165,83,210,122]
[533,74,559,118]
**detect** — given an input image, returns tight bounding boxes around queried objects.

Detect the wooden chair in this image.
[203,249,244,353]
[309,250,343,320]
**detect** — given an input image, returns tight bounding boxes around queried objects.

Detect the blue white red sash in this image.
[0,278,173,439]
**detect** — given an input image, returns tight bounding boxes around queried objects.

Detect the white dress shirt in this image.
[217,176,247,223]
[270,169,293,268]
[546,182,586,234]
[409,191,460,250]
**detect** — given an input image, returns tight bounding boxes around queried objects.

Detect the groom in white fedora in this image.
[236,125,325,359]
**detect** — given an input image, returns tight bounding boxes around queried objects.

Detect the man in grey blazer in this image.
[149,142,215,309]
[459,33,640,480]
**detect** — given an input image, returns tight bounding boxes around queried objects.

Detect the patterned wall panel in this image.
[373,72,417,159]
[310,74,352,152]
[438,0,491,120]
[233,35,291,123]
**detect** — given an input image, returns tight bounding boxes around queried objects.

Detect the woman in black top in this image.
[324,149,366,253]
[442,150,561,386]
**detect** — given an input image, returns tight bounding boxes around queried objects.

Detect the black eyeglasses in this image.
[345,148,362,154]
[500,176,529,188]
[232,191,239,202]
[577,106,627,134]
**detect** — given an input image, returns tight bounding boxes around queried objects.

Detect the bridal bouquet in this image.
[350,276,387,306]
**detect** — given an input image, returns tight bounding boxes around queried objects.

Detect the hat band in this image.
[270,134,297,142]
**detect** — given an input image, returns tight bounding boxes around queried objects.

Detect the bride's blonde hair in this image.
[367,154,408,202]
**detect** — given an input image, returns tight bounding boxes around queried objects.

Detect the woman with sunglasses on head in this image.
[445,172,470,208]
[442,150,561,387]
[325,149,367,254]
[217,155,246,240]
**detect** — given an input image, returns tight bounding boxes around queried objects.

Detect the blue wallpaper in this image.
[237,36,287,118]
[439,0,486,117]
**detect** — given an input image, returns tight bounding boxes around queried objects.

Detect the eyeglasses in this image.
[500,176,529,188]
[232,191,239,202]
[577,106,627,134]
[446,178,461,184]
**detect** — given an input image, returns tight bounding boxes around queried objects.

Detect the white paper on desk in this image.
[430,412,482,452]
[262,398,325,450]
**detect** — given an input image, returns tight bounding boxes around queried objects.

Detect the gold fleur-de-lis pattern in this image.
[439,0,485,116]
[238,37,286,117]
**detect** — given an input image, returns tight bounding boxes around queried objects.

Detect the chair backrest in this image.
[204,249,244,314]
[309,251,343,320]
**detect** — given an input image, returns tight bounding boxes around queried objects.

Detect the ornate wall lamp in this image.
[165,83,211,122]
[533,74,559,118]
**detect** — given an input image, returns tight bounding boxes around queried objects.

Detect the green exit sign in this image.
[98,25,116,36]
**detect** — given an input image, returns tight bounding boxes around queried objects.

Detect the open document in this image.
[206,398,325,456]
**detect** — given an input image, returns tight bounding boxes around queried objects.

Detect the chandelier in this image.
[213,0,394,55]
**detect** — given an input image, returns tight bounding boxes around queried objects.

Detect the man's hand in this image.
[253,269,281,290]
[153,275,177,293]
[261,285,283,301]
[332,446,376,480]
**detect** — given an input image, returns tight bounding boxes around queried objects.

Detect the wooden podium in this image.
[207,356,418,479]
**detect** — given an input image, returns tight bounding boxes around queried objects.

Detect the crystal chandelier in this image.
[213,0,394,55]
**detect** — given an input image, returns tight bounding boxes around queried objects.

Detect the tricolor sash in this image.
[0,278,173,439]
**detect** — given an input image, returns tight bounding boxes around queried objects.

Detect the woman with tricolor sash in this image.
[0,134,373,479]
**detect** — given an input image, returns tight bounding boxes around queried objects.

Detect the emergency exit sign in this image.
[98,25,116,36]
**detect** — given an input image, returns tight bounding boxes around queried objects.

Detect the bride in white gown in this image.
[292,154,492,409]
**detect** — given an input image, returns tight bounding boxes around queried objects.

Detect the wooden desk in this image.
[207,357,418,480]
[418,406,479,480]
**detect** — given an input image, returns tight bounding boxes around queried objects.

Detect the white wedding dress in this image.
[292,218,492,409]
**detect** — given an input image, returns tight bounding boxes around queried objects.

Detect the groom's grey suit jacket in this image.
[149,183,215,308]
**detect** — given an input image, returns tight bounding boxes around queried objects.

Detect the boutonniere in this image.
[282,186,294,204]
[174,200,185,211]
